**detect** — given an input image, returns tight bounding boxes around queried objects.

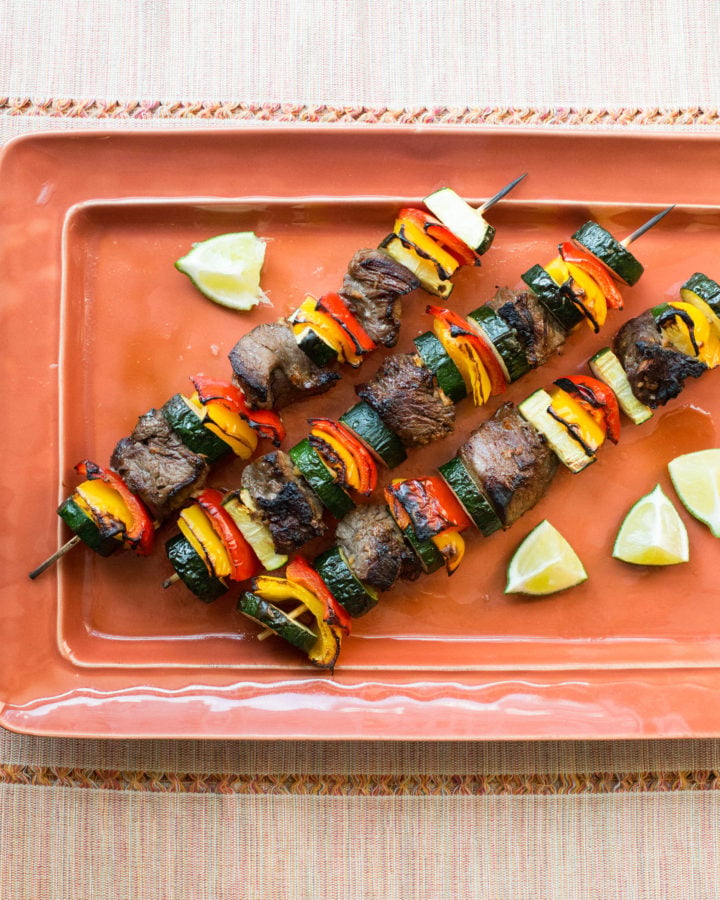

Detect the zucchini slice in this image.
[466,305,530,383]
[165,533,228,603]
[521,264,584,331]
[518,389,595,473]
[294,324,340,367]
[423,187,496,255]
[680,272,720,335]
[161,393,230,462]
[413,331,467,403]
[238,591,318,654]
[588,348,653,425]
[437,457,503,536]
[571,221,644,286]
[339,401,407,469]
[288,438,355,519]
[58,496,122,557]
[314,546,379,617]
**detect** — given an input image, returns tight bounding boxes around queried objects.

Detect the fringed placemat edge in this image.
[2,97,720,126]
[1,765,718,795]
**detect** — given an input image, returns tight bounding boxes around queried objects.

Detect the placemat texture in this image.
[3,0,720,897]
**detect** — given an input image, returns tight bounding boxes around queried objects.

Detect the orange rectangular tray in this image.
[2,127,720,739]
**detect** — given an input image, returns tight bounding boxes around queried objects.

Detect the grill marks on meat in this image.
[459,403,558,528]
[228,321,339,410]
[339,249,420,347]
[241,450,326,554]
[488,287,567,368]
[613,311,707,408]
[356,353,455,448]
[336,504,422,591]
[110,408,208,520]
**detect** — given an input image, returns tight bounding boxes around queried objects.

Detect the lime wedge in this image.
[612,484,689,565]
[505,520,588,596]
[668,448,720,537]
[175,232,268,310]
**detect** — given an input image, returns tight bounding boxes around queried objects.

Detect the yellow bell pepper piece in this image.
[74,479,135,532]
[546,256,607,330]
[292,296,361,365]
[310,426,359,491]
[394,217,460,279]
[178,503,232,579]
[433,317,491,406]
[548,387,607,453]
[431,530,466,574]
[252,574,341,668]
[665,301,720,367]
[203,399,259,459]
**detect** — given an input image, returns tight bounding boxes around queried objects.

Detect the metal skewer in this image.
[28,534,82,580]
[477,172,527,213]
[621,205,676,247]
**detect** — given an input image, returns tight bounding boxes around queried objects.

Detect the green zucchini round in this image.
[571,221,644,286]
[521,264,584,331]
[57,496,122,557]
[165,533,228,603]
[413,331,467,402]
[161,393,230,462]
[294,325,340,368]
[437,457,503,537]
[238,591,318,654]
[339,401,407,469]
[466,305,530,383]
[288,438,355,519]
[401,524,445,574]
[314,546,379,617]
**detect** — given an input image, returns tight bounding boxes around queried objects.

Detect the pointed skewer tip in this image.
[478,172,528,213]
[621,204,676,247]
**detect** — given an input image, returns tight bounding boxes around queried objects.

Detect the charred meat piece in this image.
[228,321,339,410]
[356,353,455,448]
[459,403,558,528]
[110,408,209,520]
[240,450,326,553]
[613,310,707,408]
[336,504,422,591]
[339,248,420,347]
[488,287,567,368]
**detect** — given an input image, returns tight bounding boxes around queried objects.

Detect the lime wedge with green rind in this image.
[175,231,268,310]
[505,520,588,596]
[668,448,720,538]
[613,484,689,565]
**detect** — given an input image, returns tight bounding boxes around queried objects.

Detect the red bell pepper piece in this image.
[553,375,621,444]
[195,488,259,581]
[285,555,352,635]
[386,477,472,541]
[427,305,507,396]
[190,375,285,445]
[560,241,624,310]
[308,417,378,495]
[398,208,479,267]
[316,293,376,354]
[75,460,155,555]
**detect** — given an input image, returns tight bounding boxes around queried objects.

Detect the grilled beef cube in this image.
[459,403,557,528]
[339,248,420,347]
[336,504,422,591]
[613,311,707,408]
[356,353,455,448]
[488,287,567,368]
[241,450,325,553]
[110,408,209,520]
[228,321,339,410]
